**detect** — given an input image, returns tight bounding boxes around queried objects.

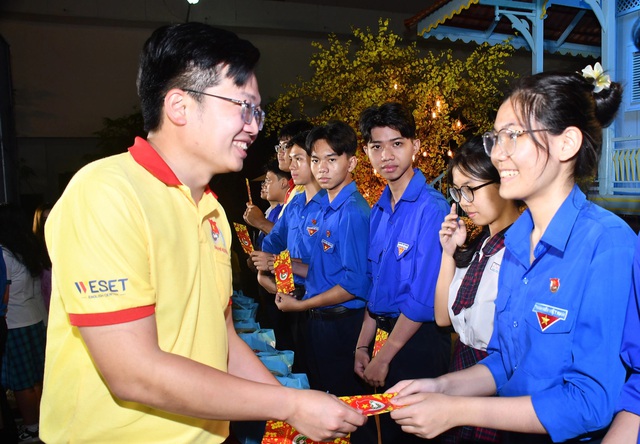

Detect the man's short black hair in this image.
[137,22,260,132]
[358,102,416,143]
[306,121,357,157]
[278,120,314,141]
[287,130,312,155]
[264,159,291,181]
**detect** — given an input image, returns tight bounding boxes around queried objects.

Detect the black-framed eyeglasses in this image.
[449,180,497,203]
[183,89,265,131]
[482,128,550,157]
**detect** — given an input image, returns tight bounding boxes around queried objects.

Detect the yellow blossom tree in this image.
[266,18,516,205]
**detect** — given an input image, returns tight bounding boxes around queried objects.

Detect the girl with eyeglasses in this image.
[389,67,634,444]
[433,136,520,443]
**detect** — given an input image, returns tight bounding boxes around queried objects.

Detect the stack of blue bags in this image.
[230,291,310,444]
[232,290,309,389]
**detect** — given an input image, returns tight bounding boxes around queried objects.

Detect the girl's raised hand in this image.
[439,203,466,257]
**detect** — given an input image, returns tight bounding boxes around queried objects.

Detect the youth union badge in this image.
[397,242,409,256]
[532,302,568,331]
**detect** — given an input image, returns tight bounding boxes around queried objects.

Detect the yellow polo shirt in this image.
[40,138,233,443]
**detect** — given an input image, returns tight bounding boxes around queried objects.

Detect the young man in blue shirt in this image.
[354,102,451,443]
[251,130,325,371]
[275,121,371,400]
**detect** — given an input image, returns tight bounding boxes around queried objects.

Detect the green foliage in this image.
[92,108,146,160]
[266,18,517,204]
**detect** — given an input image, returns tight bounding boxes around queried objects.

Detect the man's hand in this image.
[275,292,304,312]
[353,348,370,380]
[243,204,268,231]
[250,250,275,272]
[286,390,367,441]
[362,355,390,388]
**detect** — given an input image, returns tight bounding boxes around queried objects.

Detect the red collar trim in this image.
[128,137,215,197]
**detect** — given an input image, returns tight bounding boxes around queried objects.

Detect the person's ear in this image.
[280,178,288,189]
[558,126,582,162]
[412,138,421,156]
[163,89,189,126]
[348,155,358,173]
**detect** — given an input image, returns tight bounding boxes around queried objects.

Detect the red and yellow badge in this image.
[208,219,220,242]
[339,393,398,416]
[307,226,318,236]
[396,242,409,256]
[532,302,568,332]
[549,278,560,293]
[233,222,254,254]
[262,421,350,444]
[322,239,333,252]
[372,328,389,358]
[274,250,295,294]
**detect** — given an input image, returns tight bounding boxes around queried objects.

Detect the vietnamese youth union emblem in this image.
[549,278,560,293]
[209,219,220,242]
[397,242,409,256]
[532,302,568,332]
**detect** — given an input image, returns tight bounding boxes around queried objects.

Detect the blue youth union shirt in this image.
[304,181,370,309]
[367,169,449,321]
[262,190,326,285]
[482,185,635,442]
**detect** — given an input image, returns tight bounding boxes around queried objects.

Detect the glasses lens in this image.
[460,186,474,203]
[499,130,516,156]
[482,132,495,156]
[449,187,461,203]
[256,110,265,131]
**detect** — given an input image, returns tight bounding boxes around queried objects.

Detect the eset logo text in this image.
[75,278,128,294]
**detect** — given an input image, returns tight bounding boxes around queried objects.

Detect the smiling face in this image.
[310,139,356,200]
[288,144,313,186]
[365,126,419,188]
[490,99,567,207]
[188,71,262,176]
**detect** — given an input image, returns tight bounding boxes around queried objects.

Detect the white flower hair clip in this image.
[581,62,611,93]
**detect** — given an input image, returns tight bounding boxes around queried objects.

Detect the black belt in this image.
[374,314,399,332]
[308,306,362,321]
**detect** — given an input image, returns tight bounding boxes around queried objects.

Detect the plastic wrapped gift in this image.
[275,373,309,390]
[257,350,294,376]
[239,329,277,352]
[234,320,261,333]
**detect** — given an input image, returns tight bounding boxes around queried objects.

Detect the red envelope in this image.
[372,328,389,358]
[262,420,350,443]
[274,250,295,294]
[339,393,397,416]
[233,222,254,254]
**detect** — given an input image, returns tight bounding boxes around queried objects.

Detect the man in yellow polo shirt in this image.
[39,23,365,444]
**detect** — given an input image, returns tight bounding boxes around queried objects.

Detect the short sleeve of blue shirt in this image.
[367,169,449,321]
[482,186,635,441]
[305,182,370,307]
[262,200,295,255]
